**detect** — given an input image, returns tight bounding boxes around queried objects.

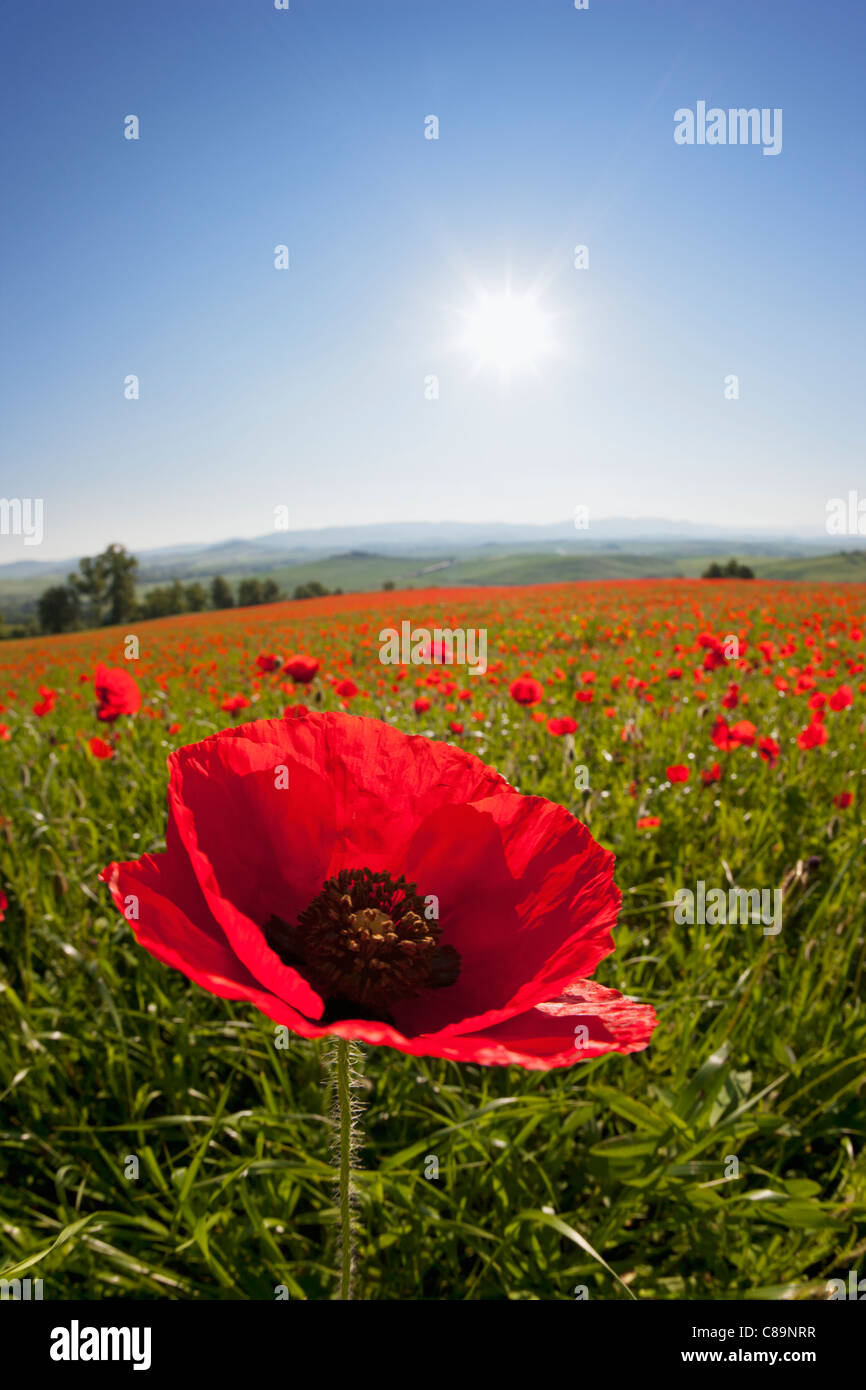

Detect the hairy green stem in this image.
[332,1037,366,1298]
[336,1038,353,1299]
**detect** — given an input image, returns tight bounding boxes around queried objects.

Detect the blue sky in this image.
[1,0,863,560]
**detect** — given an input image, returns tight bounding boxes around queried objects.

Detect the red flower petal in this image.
[102,712,654,1068]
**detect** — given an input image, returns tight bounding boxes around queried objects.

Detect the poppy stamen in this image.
[264,867,459,1013]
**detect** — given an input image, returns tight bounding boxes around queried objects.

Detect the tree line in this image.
[33,545,280,633]
[701,558,755,579]
[0,541,371,639]
[27,544,342,635]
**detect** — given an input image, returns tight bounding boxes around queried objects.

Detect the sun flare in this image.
[457,289,557,375]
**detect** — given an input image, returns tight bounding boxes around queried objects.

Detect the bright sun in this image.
[457,289,556,375]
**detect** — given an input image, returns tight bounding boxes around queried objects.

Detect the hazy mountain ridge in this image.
[2,516,862,582]
[2,519,865,626]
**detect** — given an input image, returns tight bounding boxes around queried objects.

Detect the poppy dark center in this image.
[263,867,459,1018]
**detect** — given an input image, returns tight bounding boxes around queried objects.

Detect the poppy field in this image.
[1,578,864,1301]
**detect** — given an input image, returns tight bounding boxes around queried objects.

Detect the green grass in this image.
[677,551,866,583]
[1,581,864,1299]
[5,547,866,629]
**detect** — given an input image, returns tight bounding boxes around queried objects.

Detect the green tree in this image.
[166,579,185,613]
[38,584,79,634]
[238,577,263,606]
[67,544,138,626]
[702,558,755,580]
[260,578,281,603]
[140,586,174,619]
[293,580,329,600]
[68,553,109,626]
[210,575,234,609]
[102,543,138,624]
[183,582,208,612]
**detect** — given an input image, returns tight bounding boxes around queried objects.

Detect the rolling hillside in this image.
[3,542,865,629]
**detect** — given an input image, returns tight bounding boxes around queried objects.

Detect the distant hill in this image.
[739,549,866,582]
[2,518,865,624]
[135,545,866,602]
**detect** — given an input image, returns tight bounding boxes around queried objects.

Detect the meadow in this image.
[1,578,864,1301]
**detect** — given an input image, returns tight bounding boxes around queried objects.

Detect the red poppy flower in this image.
[711,716,756,751]
[448,720,464,735]
[221,694,251,714]
[284,704,309,719]
[256,653,281,674]
[284,655,319,684]
[797,720,828,750]
[0,723,10,742]
[33,685,58,717]
[509,676,544,706]
[547,717,578,736]
[833,791,853,809]
[758,736,781,764]
[700,762,722,785]
[417,636,456,666]
[101,713,656,1069]
[95,664,141,722]
[829,684,853,711]
[0,890,7,921]
[710,716,731,751]
[88,736,114,760]
[413,697,432,715]
[666,764,689,783]
[636,816,660,830]
[703,647,727,672]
